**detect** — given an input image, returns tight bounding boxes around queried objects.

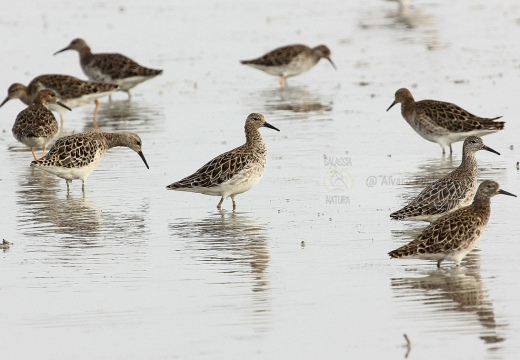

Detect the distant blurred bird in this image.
[54,38,162,99]
[0,74,118,128]
[241,44,335,87]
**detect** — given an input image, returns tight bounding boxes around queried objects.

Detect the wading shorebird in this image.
[31,132,149,192]
[241,44,335,87]
[12,89,70,160]
[166,113,280,210]
[54,38,162,99]
[391,136,500,222]
[387,88,504,154]
[0,74,118,128]
[389,180,516,268]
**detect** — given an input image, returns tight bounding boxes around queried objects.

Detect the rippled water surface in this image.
[2,1,520,359]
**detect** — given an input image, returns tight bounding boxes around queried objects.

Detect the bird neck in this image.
[470,192,491,222]
[457,149,478,173]
[245,125,266,150]
[78,45,94,63]
[102,133,128,149]
[19,88,33,106]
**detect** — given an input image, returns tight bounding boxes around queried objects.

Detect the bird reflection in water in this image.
[169,211,271,328]
[86,98,163,132]
[17,168,103,240]
[357,1,443,50]
[391,253,506,348]
[260,86,333,114]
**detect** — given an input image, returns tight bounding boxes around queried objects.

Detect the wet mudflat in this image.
[1,1,520,359]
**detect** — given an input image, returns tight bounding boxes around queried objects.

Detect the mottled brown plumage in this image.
[0,74,118,127]
[389,180,516,268]
[387,88,504,154]
[241,44,335,87]
[12,89,70,160]
[31,132,149,192]
[166,113,280,210]
[390,136,500,222]
[54,38,162,98]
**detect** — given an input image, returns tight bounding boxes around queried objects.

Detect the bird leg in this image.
[66,180,71,193]
[449,144,453,154]
[217,197,224,210]
[231,195,237,211]
[279,75,286,88]
[436,260,442,268]
[42,147,47,157]
[59,112,65,128]
[93,99,100,129]
[31,148,39,161]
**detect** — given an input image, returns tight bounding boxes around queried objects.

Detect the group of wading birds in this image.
[2,39,515,268]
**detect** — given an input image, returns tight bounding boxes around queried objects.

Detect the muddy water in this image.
[1,0,520,359]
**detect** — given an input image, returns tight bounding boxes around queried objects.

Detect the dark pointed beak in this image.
[482,145,500,156]
[54,46,70,56]
[387,101,397,112]
[327,57,336,70]
[138,151,149,169]
[263,121,280,132]
[57,101,72,111]
[0,96,10,108]
[498,189,517,197]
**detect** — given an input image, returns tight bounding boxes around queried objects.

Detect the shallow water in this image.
[1,0,520,359]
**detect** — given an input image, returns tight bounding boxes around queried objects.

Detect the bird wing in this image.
[242,45,309,67]
[36,134,104,168]
[417,100,503,132]
[169,146,253,189]
[30,75,118,99]
[88,53,162,78]
[391,176,474,219]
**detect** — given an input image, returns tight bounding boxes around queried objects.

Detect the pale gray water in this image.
[1,1,520,359]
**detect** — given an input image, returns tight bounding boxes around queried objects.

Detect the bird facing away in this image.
[240,44,336,87]
[54,38,163,99]
[387,88,504,154]
[30,132,149,192]
[166,113,280,210]
[390,136,500,222]
[0,74,119,128]
[12,89,71,160]
[389,180,516,268]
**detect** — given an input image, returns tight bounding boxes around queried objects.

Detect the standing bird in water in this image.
[12,89,71,160]
[54,38,162,99]
[388,180,516,268]
[390,136,500,222]
[241,44,335,87]
[387,88,504,154]
[31,132,149,192]
[166,113,279,210]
